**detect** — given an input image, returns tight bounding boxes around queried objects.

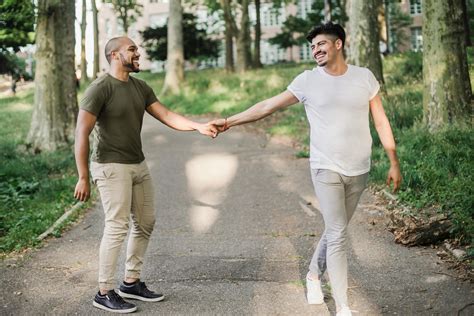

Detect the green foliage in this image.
[0,0,35,76]
[384,51,423,85]
[269,0,348,51]
[0,89,79,253]
[104,0,143,33]
[141,13,220,62]
[386,0,412,53]
[0,0,35,51]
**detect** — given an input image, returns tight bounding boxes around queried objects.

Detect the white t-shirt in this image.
[287,64,380,176]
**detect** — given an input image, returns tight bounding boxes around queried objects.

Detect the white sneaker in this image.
[306,275,324,304]
[336,306,352,316]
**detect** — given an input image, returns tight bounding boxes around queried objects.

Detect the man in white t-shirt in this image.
[209,22,401,316]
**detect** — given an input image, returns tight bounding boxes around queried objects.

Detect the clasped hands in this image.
[198,118,229,138]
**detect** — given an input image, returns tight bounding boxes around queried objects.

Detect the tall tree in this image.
[422,0,472,130]
[253,0,263,68]
[236,0,252,72]
[141,13,219,62]
[348,0,385,89]
[162,0,184,95]
[91,0,100,79]
[105,0,143,34]
[219,0,236,72]
[80,0,88,83]
[324,0,332,21]
[27,0,78,152]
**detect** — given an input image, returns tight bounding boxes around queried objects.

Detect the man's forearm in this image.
[227,101,273,128]
[75,133,90,180]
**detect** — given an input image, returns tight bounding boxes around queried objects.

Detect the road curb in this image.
[36,201,85,241]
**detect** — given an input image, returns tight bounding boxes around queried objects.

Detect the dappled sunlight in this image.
[186,153,238,206]
[212,100,237,113]
[266,73,285,88]
[208,79,229,95]
[424,274,449,283]
[5,102,32,112]
[189,205,219,233]
[186,153,238,233]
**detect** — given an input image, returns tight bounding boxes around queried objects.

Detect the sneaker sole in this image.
[92,301,137,313]
[118,290,165,302]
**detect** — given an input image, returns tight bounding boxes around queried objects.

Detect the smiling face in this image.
[310,34,343,67]
[112,38,141,73]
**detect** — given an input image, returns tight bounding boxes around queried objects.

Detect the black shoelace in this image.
[107,290,126,304]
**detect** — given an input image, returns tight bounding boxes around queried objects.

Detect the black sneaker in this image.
[93,290,137,313]
[118,280,165,302]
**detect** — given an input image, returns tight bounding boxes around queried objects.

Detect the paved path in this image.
[1,115,473,315]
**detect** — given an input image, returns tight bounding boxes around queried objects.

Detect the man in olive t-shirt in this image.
[74,37,218,314]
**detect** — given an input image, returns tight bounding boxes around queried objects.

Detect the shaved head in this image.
[105,37,132,64]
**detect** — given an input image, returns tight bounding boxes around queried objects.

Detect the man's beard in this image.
[119,53,140,73]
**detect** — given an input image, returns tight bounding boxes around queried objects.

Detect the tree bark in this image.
[253,0,263,68]
[162,0,184,95]
[348,0,385,91]
[423,0,472,130]
[91,0,99,79]
[324,0,332,21]
[27,0,78,152]
[236,0,251,73]
[80,0,88,83]
[221,0,235,72]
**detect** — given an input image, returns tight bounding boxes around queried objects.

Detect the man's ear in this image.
[335,39,343,50]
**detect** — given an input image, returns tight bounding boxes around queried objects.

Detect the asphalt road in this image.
[1,115,473,315]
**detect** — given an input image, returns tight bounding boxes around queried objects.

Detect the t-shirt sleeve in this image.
[367,69,380,100]
[79,83,106,116]
[143,83,158,107]
[287,71,307,103]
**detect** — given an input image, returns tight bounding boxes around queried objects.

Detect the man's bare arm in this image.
[209,90,299,130]
[74,110,97,202]
[370,94,402,192]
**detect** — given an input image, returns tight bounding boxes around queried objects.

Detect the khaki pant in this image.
[91,161,156,290]
[309,169,368,309]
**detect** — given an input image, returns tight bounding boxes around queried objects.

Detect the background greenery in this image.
[1,50,472,254]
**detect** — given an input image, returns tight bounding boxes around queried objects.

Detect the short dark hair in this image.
[306,22,346,47]
[104,37,127,64]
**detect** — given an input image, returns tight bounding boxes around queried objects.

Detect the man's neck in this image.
[322,58,348,76]
[108,68,130,82]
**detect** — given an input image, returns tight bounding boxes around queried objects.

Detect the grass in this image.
[0,88,89,254]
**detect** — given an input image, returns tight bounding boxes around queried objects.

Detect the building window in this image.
[261,40,286,64]
[410,27,422,51]
[409,0,422,15]
[297,0,314,19]
[299,44,312,61]
[258,3,285,27]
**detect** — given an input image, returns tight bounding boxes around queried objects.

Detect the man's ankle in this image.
[307,271,319,281]
[99,289,109,296]
[124,278,138,285]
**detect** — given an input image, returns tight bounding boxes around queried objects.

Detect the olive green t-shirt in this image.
[79,74,158,163]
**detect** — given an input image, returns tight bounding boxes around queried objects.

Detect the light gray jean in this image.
[309,168,369,309]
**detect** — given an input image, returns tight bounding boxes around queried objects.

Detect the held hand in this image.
[197,123,218,138]
[74,178,90,202]
[208,118,228,133]
[386,164,402,193]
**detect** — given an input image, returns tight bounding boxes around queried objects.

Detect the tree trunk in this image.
[27,0,78,152]
[461,0,472,46]
[253,0,263,68]
[384,0,391,54]
[80,0,88,83]
[423,0,472,130]
[162,0,184,95]
[236,0,251,73]
[91,0,99,79]
[324,0,332,21]
[348,0,385,91]
[221,0,235,72]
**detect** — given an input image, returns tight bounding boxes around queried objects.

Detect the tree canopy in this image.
[141,13,220,62]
